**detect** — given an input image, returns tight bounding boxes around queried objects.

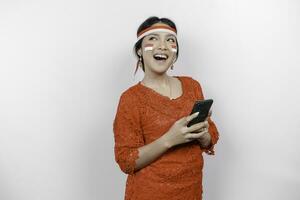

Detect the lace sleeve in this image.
[192,78,219,155]
[113,92,144,175]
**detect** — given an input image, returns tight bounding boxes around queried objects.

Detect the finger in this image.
[193,127,205,133]
[185,132,206,139]
[205,110,212,121]
[186,112,199,123]
[189,121,207,132]
[193,121,210,133]
[208,110,212,118]
[204,121,209,128]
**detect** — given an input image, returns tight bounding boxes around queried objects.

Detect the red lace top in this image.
[113,76,219,200]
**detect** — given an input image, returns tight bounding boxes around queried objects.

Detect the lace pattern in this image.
[113,76,219,199]
[113,92,144,175]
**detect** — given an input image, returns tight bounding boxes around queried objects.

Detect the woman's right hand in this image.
[163,112,209,148]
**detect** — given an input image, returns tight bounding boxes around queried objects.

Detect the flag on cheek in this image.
[171,44,177,52]
[144,44,153,51]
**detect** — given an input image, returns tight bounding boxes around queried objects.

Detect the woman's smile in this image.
[153,53,169,64]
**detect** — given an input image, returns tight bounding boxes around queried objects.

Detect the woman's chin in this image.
[143,60,172,74]
[151,65,170,74]
[149,61,171,69]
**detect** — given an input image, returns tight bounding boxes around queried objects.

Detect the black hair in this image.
[133,16,179,74]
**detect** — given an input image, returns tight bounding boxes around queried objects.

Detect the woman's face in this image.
[138,29,177,74]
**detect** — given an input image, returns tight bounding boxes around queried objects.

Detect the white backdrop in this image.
[1,0,299,200]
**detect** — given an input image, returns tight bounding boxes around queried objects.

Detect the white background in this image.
[0,0,299,199]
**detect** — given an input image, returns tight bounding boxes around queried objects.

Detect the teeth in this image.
[154,54,168,59]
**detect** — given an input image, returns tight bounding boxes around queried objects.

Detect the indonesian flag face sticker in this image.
[144,44,153,51]
[144,43,177,53]
[171,44,177,52]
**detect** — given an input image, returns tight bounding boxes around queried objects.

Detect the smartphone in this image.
[187,99,213,127]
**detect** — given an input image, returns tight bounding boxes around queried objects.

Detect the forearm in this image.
[134,134,172,172]
[197,118,219,155]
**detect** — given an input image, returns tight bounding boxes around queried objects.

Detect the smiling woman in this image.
[113,16,219,200]
[133,17,179,75]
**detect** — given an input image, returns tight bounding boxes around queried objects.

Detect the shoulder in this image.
[117,84,140,106]
[178,76,204,98]
[114,86,142,121]
[177,75,202,87]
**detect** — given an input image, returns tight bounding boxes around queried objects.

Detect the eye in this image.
[167,38,175,42]
[149,36,157,41]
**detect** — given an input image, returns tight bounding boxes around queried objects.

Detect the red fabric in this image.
[113,76,219,200]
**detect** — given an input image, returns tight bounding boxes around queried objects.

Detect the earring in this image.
[138,56,142,68]
[134,56,142,75]
[171,57,176,70]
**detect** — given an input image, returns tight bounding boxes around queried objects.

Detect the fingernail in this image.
[195,112,199,116]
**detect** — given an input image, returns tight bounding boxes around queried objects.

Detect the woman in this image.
[113,16,219,200]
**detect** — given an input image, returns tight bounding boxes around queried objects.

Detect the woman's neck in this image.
[141,74,172,88]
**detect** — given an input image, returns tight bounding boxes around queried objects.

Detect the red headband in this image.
[137,25,177,42]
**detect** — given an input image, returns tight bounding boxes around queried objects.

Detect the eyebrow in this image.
[148,33,176,37]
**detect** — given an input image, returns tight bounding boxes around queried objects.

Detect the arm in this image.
[196,118,219,155]
[113,92,172,175]
[191,78,219,155]
[114,128,172,174]
[134,134,171,172]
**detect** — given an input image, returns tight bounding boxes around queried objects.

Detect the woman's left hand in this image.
[194,111,212,148]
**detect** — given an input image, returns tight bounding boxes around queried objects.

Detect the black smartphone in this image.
[187,99,213,127]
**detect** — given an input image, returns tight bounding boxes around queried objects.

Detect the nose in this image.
[158,39,167,51]
[158,45,167,51]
